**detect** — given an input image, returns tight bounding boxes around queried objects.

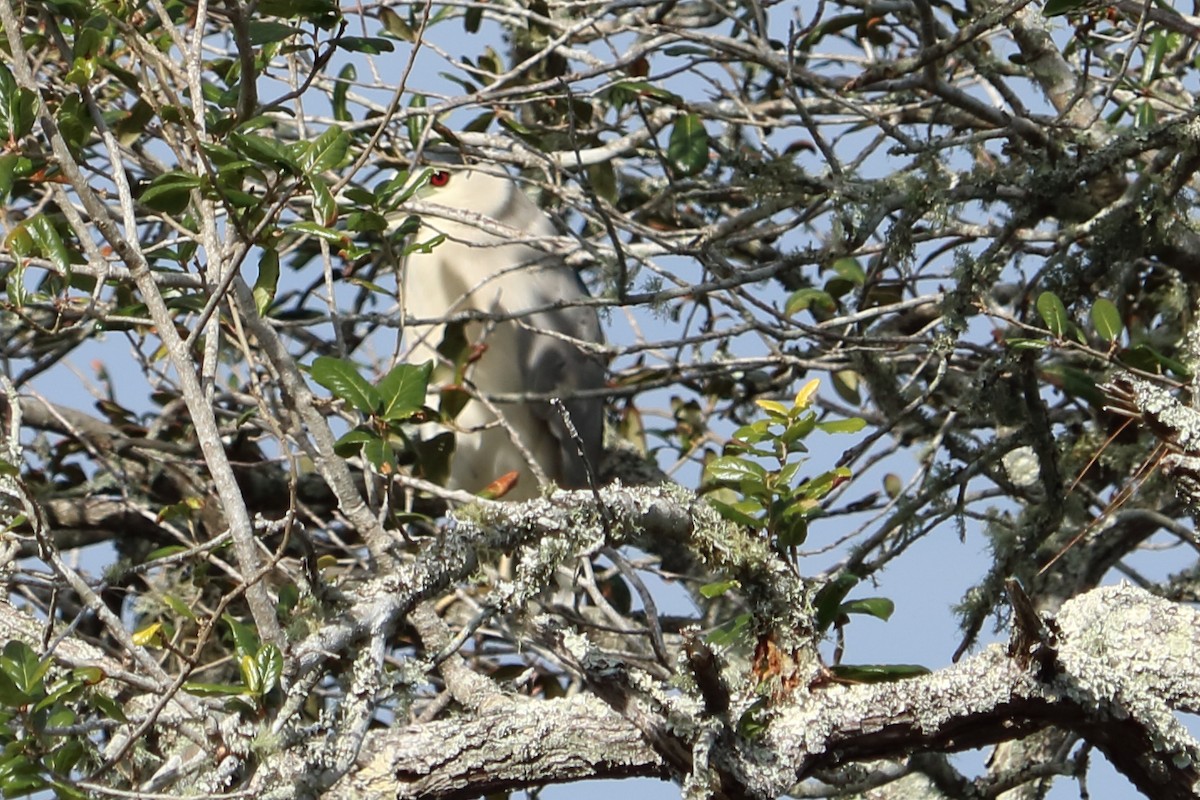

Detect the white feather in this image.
[401,168,605,498]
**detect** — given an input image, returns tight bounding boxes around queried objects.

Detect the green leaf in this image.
[379,7,415,41]
[1004,338,1050,351]
[839,596,895,621]
[139,171,202,214]
[45,738,85,775]
[333,428,377,457]
[0,153,21,204]
[464,2,483,32]
[230,131,302,173]
[332,63,355,121]
[587,160,618,205]
[707,498,764,528]
[785,288,836,317]
[26,216,71,273]
[699,579,740,598]
[0,670,33,708]
[2,641,49,697]
[406,94,427,149]
[1042,0,1088,15]
[90,691,128,723]
[1039,365,1104,407]
[182,681,248,696]
[667,113,708,176]
[376,361,431,422]
[248,20,300,44]
[253,249,280,317]
[337,36,395,54]
[56,92,94,152]
[161,593,198,620]
[1036,291,1070,337]
[254,644,283,695]
[827,663,930,683]
[1089,297,1123,343]
[815,417,866,434]
[1143,30,1168,84]
[704,455,767,485]
[800,466,850,500]
[706,612,751,648]
[259,0,339,22]
[299,125,350,174]
[309,175,337,227]
[828,257,866,286]
[222,615,259,660]
[288,221,347,244]
[362,436,396,472]
[0,62,37,141]
[1120,344,1192,378]
[774,511,808,548]
[754,399,789,417]
[310,356,381,414]
[814,572,859,633]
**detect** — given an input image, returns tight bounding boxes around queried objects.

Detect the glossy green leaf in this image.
[230,131,302,173]
[333,428,376,458]
[222,614,260,659]
[706,612,751,647]
[258,0,338,22]
[140,171,202,214]
[839,596,894,621]
[0,62,36,141]
[299,125,350,174]
[815,417,866,434]
[1089,297,1123,343]
[362,436,395,472]
[332,63,355,121]
[829,257,866,286]
[704,455,767,485]
[1035,291,1069,337]
[699,579,740,598]
[26,216,71,273]
[814,572,859,633]
[310,356,381,414]
[254,644,283,695]
[1042,0,1088,15]
[379,7,416,41]
[337,36,395,54]
[248,20,300,44]
[253,249,280,317]
[309,175,337,226]
[1143,30,1168,83]
[831,370,861,405]
[376,361,432,422]
[707,497,765,528]
[1039,364,1104,407]
[288,221,347,244]
[464,2,483,32]
[90,692,128,723]
[785,288,836,317]
[1004,338,1050,350]
[667,113,708,176]
[2,641,49,697]
[182,681,247,696]
[407,94,427,150]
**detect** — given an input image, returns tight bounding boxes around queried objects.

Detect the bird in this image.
[399,166,605,500]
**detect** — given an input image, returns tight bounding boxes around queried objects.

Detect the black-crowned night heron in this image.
[401,167,605,499]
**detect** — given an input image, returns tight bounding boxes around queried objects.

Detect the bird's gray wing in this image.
[524,329,606,487]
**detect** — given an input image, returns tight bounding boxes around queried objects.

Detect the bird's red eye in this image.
[429,170,451,187]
